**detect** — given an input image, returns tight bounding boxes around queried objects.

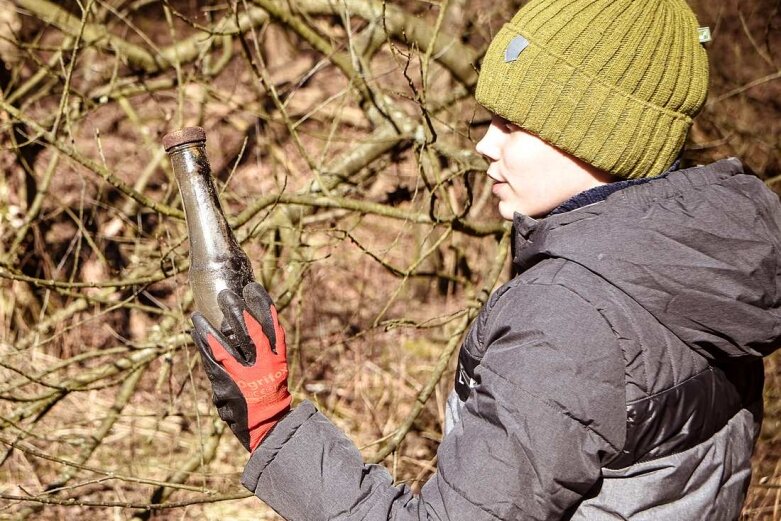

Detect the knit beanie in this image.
[475,0,709,179]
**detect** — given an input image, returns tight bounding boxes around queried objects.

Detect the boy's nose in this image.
[475,120,502,162]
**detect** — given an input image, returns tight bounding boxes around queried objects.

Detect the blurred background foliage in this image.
[0,0,778,519]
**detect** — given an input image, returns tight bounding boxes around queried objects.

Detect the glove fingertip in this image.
[190,314,211,348]
[243,282,274,312]
[243,309,275,354]
[191,311,208,331]
[216,288,241,308]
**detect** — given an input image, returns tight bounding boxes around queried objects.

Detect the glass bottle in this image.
[163,127,254,332]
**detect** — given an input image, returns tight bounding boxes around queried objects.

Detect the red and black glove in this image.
[191,282,291,452]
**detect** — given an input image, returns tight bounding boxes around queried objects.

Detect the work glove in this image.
[191,282,291,452]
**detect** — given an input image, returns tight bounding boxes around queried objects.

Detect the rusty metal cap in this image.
[162,127,206,151]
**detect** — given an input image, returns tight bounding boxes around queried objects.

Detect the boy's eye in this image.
[494,115,518,132]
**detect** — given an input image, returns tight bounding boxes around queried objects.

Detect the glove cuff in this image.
[249,394,293,451]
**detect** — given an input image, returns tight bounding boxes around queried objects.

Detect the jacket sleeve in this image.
[241,282,627,520]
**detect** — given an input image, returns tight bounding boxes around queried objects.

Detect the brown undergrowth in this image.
[0,1,778,519]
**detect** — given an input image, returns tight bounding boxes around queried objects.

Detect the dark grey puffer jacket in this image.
[242,158,781,520]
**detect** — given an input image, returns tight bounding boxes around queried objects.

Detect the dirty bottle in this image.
[163,127,254,333]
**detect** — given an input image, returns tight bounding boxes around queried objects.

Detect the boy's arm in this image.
[242,282,627,520]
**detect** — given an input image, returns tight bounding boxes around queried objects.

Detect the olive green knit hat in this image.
[475,0,709,179]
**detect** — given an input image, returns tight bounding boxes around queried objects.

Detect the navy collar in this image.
[548,160,680,216]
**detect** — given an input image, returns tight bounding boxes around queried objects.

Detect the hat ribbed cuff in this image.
[475,24,692,179]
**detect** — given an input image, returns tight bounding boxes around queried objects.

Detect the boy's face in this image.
[476,115,611,219]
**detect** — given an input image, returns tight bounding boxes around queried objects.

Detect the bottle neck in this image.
[168,143,238,266]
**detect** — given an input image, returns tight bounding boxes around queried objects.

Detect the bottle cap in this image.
[162,127,206,151]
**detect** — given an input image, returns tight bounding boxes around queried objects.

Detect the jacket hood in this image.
[512,158,781,360]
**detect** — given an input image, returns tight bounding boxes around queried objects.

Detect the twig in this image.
[293,0,478,87]
[50,0,95,139]
[0,491,253,509]
[16,0,162,73]
[708,70,781,106]
[3,150,59,266]
[129,418,226,520]
[0,347,129,395]
[0,100,184,219]
[234,192,503,236]
[368,225,511,463]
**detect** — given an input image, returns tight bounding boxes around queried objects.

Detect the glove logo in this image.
[237,369,288,403]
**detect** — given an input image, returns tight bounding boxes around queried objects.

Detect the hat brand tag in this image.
[698,27,711,43]
[505,35,529,62]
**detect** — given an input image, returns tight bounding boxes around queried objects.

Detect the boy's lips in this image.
[486,167,507,195]
[486,168,505,184]
[491,181,506,194]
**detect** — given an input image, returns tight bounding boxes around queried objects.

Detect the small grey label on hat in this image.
[698,27,711,43]
[504,35,529,62]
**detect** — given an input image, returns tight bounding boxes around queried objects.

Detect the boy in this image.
[192,0,781,519]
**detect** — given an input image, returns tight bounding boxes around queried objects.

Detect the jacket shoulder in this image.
[461,259,627,448]
[466,258,614,356]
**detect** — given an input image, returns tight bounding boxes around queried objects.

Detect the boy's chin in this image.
[498,201,542,220]
[497,203,516,221]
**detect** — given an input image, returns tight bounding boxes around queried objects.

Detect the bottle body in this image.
[164,127,254,331]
